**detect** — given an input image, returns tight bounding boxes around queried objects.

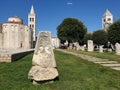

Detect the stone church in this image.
[0,5,36,50]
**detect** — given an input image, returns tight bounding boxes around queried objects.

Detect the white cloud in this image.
[67,2,73,5]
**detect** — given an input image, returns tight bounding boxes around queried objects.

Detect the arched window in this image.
[30,18,32,22]
[32,18,34,22]
[32,25,34,28]
[104,19,106,22]
[30,25,31,28]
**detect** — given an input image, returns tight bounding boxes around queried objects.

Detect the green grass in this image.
[66,49,120,63]
[0,51,120,90]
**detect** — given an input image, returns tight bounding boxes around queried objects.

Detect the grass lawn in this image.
[66,49,120,63]
[0,50,120,90]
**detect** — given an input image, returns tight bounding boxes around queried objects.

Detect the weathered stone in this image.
[76,42,80,50]
[28,66,58,81]
[87,40,94,52]
[80,46,85,51]
[28,31,58,83]
[115,43,120,55]
[108,48,112,52]
[51,37,60,49]
[99,45,103,53]
[68,43,72,50]
[32,32,56,67]
[64,40,68,46]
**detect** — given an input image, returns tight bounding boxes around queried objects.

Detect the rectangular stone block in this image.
[87,40,94,52]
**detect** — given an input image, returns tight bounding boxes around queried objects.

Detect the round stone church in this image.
[0,6,36,50]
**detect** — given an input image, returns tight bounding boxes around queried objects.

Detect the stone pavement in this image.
[57,49,120,71]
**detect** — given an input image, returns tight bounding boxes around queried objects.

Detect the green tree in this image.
[83,33,93,44]
[108,19,120,45]
[57,18,87,43]
[93,30,108,45]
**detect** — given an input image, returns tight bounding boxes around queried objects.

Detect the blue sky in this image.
[0,0,120,37]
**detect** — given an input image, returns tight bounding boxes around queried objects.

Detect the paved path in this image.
[56,49,120,71]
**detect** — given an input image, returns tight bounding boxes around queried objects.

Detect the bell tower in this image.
[102,9,113,30]
[28,5,36,42]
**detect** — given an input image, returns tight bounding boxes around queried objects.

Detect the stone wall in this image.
[2,23,33,50]
[0,24,2,33]
[0,49,34,62]
[0,24,3,49]
[0,34,3,49]
[24,26,33,49]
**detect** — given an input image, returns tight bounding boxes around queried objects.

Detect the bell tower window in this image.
[104,19,106,22]
[108,18,111,21]
[32,18,34,22]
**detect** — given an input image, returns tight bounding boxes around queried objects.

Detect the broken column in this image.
[28,31,58,84]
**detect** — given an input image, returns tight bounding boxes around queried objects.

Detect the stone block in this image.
[28,31,59,84]
[87,40,94,52]
[115,43,120,55]
[28,66,58,81]
[99,45,103,53]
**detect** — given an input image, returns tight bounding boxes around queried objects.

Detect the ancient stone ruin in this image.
[99,45,103,53]
[28,31,59,84]
[115,43,120,55]
[87,40,94,52]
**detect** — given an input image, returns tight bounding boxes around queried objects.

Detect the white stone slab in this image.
[87,40,94,52]
[101,64,120,67]
[94,61,118,64]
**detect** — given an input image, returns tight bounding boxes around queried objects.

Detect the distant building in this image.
[102,9,113,30]
[0,16,33,50]
[51,37,60,49]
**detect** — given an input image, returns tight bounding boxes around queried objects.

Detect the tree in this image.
[92,30,108,45]
[108,19,120,45]
[57,18,87,44]
[83,33,93,44]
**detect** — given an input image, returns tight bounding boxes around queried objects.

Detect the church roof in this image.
[103,9,112,17]
[29,5,35,15]
[8,16,23,24]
